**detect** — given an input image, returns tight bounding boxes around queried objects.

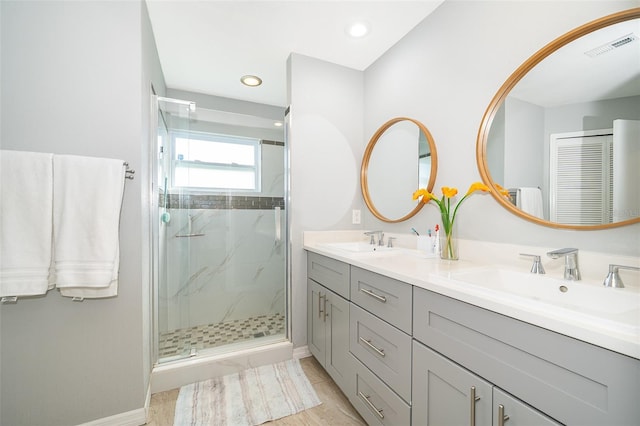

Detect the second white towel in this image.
[516,187,544,219]
[52,155,125,298]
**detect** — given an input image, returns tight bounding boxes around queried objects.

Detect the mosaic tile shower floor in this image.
[158,313,285,359]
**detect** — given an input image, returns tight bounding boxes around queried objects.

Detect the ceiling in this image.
[145,0,445,108]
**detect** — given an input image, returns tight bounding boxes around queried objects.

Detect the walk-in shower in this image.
[151,96,288,369]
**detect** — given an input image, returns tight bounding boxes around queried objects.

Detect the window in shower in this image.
[171,131,261,191]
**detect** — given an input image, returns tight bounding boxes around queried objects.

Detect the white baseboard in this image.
[293,345,311,359]
[77,407,147,426]
[77,382,151,426]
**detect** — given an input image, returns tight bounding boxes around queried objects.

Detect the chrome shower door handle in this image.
[274,206,281,243]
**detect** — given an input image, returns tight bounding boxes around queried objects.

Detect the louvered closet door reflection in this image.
[550,132,612,225]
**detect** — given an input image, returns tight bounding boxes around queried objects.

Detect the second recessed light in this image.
[241,75,262,87]
[346,21,370,38]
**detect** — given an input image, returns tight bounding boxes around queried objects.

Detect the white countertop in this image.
[303,231,640,360]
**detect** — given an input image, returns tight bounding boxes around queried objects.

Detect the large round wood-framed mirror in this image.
[361,117,438,223]
[477,8,640,230]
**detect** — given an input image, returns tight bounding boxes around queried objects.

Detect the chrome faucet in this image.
[603,264,640,288]
[547,248,580,280]
[364,230,384,246]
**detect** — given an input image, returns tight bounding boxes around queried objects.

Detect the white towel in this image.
[52,155,125,299]
[0,150,54,298]
[516,187,544,219]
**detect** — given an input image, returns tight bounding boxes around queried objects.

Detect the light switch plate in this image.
[352,209,361,224]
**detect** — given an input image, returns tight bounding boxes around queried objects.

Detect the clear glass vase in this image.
[440,223,459,260]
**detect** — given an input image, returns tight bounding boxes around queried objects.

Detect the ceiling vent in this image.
[584,33,638,57]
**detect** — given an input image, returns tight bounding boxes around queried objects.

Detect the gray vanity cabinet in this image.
[413,341,560,426]
[306,253,353,397]
[413,287,640,426]
[306,250,640,426]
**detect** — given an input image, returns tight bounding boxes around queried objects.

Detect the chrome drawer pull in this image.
[359,337,386,357]
[470,386,481,426]
[498,404,510,426]
[360,287,387,303]
[358,391,384,419]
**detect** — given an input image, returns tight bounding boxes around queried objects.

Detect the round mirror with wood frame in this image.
[362,117,438,223]
[477,8,640,230]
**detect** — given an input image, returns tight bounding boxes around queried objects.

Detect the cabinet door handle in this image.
[498,404,510,426]
[323,294,328,322]
[360,287,387,303]
[359,337,385,357]
[470,386,481,426]
[358,391,384,419]
[318,292,324,319]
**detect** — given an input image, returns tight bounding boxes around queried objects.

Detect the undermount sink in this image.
[449,268,639,316]
[439,267,640,337]
[318,241,398,253]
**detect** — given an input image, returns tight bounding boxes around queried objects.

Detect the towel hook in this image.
[124,162,135,180]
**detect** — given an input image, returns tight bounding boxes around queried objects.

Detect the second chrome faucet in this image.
[547,248,581,280]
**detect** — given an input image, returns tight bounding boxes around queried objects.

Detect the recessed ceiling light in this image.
[274,121,283,127]
[240,75,262,87]
[346,21,370,38]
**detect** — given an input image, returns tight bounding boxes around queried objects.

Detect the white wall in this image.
[363,0,640,256]
[287,53,365,348]
[0,1,165,424]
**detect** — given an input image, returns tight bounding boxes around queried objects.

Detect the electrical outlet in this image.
[352,209,361,224]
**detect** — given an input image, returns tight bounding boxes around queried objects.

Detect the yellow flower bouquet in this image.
[413,182,506,259]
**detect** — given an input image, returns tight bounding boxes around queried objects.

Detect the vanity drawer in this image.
[307,252,350,299]
[413,287,640,426]
[350,303,412,402]
[351,355,411,426]
[350,266,412,333]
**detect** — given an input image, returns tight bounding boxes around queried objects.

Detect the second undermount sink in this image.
[440,268,640,336]
[447,268,640,319]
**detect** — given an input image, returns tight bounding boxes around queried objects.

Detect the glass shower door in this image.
[153,96,287,365]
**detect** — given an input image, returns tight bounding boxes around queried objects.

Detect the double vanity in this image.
[304,231,640,426]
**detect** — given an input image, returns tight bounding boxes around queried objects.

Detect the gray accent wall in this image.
[287,53,365,349]
[0,1,165,424]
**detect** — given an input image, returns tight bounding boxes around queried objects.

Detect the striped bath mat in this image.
[173,359,321,425]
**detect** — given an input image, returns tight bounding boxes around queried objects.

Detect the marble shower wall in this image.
[159,142,285,333]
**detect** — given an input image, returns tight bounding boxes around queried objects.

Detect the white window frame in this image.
[169,130,261,193]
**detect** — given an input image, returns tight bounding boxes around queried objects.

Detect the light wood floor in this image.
[146,356,366,425]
